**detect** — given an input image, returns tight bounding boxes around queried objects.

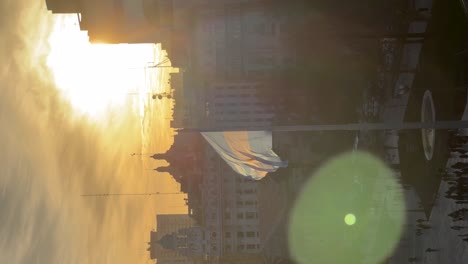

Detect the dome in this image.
[158,234,176,250]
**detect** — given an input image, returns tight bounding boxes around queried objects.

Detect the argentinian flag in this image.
[201,131,288,180]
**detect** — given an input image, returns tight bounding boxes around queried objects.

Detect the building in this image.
[45,0,193,59]
[200,145,262,258]
[148,214,196,264]
[46,0,298,129]
[151,132,204,218]
[149,133,264,262]
[171,72,207,129]
[46,0,161,43]
[205,81,279,129]
[171,78,287,130]
[157,226,206,257]
[157,215,195,238]
[191,1,296,80]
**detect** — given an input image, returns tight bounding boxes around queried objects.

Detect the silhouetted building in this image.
[46,0,159,43]
[148,214,196,264]
[45,0,191,49]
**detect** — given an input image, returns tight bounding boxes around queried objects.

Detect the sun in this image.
[46,14,161,117]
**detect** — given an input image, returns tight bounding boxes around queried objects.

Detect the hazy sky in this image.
[0,1,185,263]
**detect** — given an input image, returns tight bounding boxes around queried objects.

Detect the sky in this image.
[0,1,185,263]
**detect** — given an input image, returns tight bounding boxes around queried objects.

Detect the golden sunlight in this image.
[46,14,160,117]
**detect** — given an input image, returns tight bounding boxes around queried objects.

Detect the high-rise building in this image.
[200,146,262,258]
[205,81,277,129]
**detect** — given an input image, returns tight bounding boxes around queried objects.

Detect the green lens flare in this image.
[345,213,356,226]
[289,151,405,264]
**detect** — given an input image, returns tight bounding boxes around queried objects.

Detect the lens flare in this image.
[289,151,405,264]
[345,213,356,226]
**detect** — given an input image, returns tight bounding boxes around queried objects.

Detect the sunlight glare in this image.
[46,14,158,117]
[344,213,356,226]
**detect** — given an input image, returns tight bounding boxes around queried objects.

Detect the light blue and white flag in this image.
[201,131,288,180]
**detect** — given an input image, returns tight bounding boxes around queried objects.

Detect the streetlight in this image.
[126,92,173,100]
[128,58,174,70]
[152,92,173,100]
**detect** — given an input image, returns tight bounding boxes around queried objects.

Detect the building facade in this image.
[191,2,296,80]
[201,146,262,258]
[149,143,263,262]
[149,214,196,264]
[205,81,277,129]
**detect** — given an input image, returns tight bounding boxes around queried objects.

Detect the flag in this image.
[201,131,288,180]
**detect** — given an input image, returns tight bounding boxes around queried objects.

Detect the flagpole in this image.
[272,120,468,132]
[180,120,468,133]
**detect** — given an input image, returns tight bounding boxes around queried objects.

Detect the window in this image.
[246,231,255,238]
[237,212,244,219]
[283,57,294,65]
[244,189,257,194]
[237,232,244,238]
[247,244,256,250]
[237,244,245,250]
[252,23,276,35]
[279,22,288,34]
[225,232,231,238]
[245,200,257,206]
[237,201,243,206]
[246,212,256,219]
[211,232,217,238]
[225,244,232,251]
[250,56,274,65]
[252,23,265,34]
[224,213,231,220]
